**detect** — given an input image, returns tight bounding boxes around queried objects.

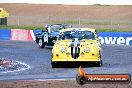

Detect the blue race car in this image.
[35,24,72,48]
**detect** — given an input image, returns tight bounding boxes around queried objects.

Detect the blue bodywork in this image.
[35,24,72,46]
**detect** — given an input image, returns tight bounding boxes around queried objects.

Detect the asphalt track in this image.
[0,40,132,80]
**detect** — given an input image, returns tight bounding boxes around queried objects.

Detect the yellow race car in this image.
[0,8,9,25]
[51,28,102,68]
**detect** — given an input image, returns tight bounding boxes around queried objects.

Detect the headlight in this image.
[61,47,67,53]
[84,47,90,53]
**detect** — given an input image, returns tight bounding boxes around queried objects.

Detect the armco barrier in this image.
[0,29,132,45]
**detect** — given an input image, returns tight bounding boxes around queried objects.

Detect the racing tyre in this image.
[52,62,57,68]
[38,39,45,48]
[96,60,102,67]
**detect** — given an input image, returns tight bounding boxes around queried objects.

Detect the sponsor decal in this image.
[98,32,132,45]
[11,29,33,41]
[76,66,131,85]
[43,33,48,43]
[11,29,29,41]
[98,37,132,45]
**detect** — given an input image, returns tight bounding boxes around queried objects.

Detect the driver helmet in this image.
[45,24,50,28]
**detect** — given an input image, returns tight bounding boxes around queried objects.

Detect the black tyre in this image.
[38,39,45,48]
[52,62,57,68]
[96,60,102,67]
[35,37,39,43]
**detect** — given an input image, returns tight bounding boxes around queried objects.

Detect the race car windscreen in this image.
[58,31,95,40]
[50,25,72,32]
[50,25,62,32]
[63,25,72,29]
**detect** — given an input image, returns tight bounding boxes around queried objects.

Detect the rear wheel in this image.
[38,39,45,48]
[52,62,57,68]
[96,60,102,67]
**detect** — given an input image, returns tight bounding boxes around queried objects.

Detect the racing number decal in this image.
[44,34,48,43]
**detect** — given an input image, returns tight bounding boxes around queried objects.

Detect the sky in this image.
[0,0,132,5]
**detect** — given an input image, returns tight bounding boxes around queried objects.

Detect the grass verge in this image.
[0,25,131,32]
[0,25,44,30]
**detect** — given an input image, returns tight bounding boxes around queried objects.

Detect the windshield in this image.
[50,25,72,32]
[58,31,95,40]
[63,25,72,29]
[50,25,62,32]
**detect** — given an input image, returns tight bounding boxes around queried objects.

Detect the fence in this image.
[7,16,132,30]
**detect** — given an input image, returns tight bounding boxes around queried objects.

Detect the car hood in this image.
[55,39,98,46]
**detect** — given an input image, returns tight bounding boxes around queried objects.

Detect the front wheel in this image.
[38,39,45,48]
[96,60,102,67]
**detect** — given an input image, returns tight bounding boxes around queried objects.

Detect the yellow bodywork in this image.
[52,40,101,61]
[52,28,102,67]
[0,8,9,18]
